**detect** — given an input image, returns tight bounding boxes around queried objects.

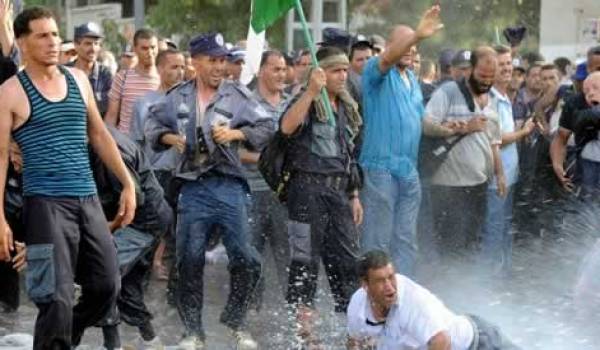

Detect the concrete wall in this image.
[540,0,600,61]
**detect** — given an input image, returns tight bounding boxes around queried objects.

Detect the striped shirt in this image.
[12,66,97,197]
[108,68,160,134]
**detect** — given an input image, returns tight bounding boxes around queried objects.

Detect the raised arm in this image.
[0,0,14,58]
[280,68,324,135]
[379,5,443,73]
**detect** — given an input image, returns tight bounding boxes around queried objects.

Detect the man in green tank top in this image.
[0,6,136,350]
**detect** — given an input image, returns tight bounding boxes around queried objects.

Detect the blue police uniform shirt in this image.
[359,56,425,179]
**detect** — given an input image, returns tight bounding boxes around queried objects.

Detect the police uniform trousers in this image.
[285,177,360,313]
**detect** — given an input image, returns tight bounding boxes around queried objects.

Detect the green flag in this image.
[251,0,295,33]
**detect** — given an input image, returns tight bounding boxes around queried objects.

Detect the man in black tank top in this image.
[0,7,136,350]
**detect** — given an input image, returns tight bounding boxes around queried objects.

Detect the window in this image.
[287,0,347,51]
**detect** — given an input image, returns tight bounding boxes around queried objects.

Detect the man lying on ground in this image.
[346,250,520,350]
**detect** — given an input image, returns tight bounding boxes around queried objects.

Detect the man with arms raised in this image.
[0,6,136,349]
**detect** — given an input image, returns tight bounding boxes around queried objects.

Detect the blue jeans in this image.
[175,177,261,337]
[580,159,600,201]
[481,186,514,274]
[360,170,421,277]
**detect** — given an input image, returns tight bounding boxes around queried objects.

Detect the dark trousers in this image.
[100,224,166,349]
[249,190,289,310]
[0,262,19,312]
[430,183,487,258]
[155,170,178,303]
[23,196,119,350]
[0,211,23,312]
[285,180,360,313]
[176,178,261,338]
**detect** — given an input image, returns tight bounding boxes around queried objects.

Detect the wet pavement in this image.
[2,204,600,349]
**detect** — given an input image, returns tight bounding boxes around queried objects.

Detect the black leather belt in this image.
[294,172,349,191]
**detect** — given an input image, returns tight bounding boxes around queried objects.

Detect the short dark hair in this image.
[358,250,392,280]
[13,6,55,39]
[541,63,557,72]
[470,46,497,68]
[294,49,311,65]
[588,46,600,59]
[522,51,545,66]
[260,50,284,68]
[553,57,571,76]
[156,48,182,66]
[493,44,511,56]
[316,46,345,62]
[526,62,542,76]
[133,28,157,46]
[349,42,372,61]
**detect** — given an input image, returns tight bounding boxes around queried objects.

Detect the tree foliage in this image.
[349,0,541,58]
[147,0,247,47]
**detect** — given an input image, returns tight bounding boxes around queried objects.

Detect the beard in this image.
[468,75,492,95]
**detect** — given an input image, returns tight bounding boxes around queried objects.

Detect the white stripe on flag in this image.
[240,26,266,85]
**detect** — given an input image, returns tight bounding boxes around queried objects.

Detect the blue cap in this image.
[319,27,353,49]
[74,22,103,39]
[572,62,588,82]
[227,46,246,63]
[189,32,228,57]
[439,48,456,69]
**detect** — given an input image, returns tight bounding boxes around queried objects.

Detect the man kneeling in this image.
[347,250,520,350]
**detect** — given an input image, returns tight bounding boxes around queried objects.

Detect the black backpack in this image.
[258,130,291,202]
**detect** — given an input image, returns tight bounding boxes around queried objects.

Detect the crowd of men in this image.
[0,1,599,349]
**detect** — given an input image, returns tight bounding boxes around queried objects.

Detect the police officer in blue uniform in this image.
[146,32,274,350]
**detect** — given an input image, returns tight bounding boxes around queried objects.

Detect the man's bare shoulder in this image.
[64,66,91,104]
[0,76,26,108]
[64,66,88,85]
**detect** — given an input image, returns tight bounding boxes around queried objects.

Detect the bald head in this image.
[385,25,417,70]
[387,25,415,45]
[583,71,600,106]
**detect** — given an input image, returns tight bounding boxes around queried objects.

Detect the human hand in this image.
[0,219,13,262]
[523,118,536,134]
[9,142,22,172]
[212,125,244,145]
[465,116,487,133]
[12,241,26,272]
[496,174,507,198]
[351,197,363,226]
[0,0,12,26]
[553,165,574,192]
[415,5,444,40]
[307,67,326,98]
[174,135,185,153]
[112,184,136,229]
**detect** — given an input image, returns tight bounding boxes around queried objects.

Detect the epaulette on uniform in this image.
[166,79,193,95]
[220,79,253,100]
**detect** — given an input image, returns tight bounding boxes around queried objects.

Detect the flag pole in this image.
[293,0,336,126]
